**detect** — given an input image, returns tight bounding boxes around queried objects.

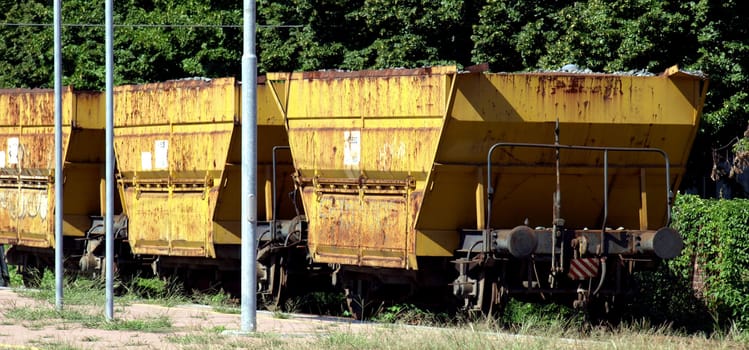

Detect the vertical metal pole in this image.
[105,0,115,321]
[240,0,258,333]
[53,0,63,311]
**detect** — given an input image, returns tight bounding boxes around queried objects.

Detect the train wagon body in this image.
[0,87,105,272]
[108,77,301,294]
[110,77,299,254]
[267,66,708,314]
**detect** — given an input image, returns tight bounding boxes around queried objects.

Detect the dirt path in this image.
[0,288,371,349]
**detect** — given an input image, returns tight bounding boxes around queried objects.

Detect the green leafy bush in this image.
[643,195,749,330]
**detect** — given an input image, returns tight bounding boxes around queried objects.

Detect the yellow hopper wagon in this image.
[267,66,708,316]
[0,87,106,280]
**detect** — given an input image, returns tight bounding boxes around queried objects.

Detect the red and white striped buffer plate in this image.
[568,258,600,280]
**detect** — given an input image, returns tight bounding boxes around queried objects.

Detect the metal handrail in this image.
[485,143,673,233]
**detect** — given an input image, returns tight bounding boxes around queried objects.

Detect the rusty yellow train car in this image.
[0,87,105,273]
[111,77,297,255]
[107,77,302,294]
[267,65,708,315]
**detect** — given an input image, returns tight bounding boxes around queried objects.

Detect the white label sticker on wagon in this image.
[141,151,152,170]
[0,151,5,168]
[154,140,169,170]
[343,130,360,166]
[7,137,19,165]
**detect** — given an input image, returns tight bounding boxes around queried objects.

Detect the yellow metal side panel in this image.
[284,74,447,120]
[244,81,286,126]
[73,91,105,129]
[307,191,410,268]
[0,88,78,248]
[446,73,704,167]
[0,191,17,243]
[62,163,105,236]
[114,125,230,257]
[114,78,235,126]
[66,93,107,236]
[414,165,477,256]
[114,79,239,257]
[284,117,442,266]
[16,188,52,242]
[114,124,233,176]
[0,189,51,247]
[281,69,453,268]
[415,230,460,256]
[2,88,74,127]
[126,191,214,257]
[451,73,702,124]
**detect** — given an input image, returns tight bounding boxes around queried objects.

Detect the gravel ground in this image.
[0,288,371,349]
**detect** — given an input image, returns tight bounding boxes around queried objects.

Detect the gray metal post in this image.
[104,0,115,321]
[240,0,258,333]
[53,0,63,311]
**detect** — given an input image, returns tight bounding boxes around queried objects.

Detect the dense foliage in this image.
[0,0,241,88]
[639,195,749,330]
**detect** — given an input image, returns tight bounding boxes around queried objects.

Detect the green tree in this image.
[0,1,54,88]
[257,0,477,72]
[472,0,563,70]
[0,0,241,90]
[341,0,472,70]
[472,0,696,72]
[689,0,749,139]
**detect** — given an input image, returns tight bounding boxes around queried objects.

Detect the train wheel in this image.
[475,271,506,318]
[261,254,288,311]
[0,245,9,287]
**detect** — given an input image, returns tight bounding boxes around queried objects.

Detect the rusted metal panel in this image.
[279,68,451,121]
[126,190,213,256]
[115,78,235,126]
[0,88,103,248]
[271,67,457,269]
[114,79,237,257]
[307,191,410,268]
[0,188,51,247]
